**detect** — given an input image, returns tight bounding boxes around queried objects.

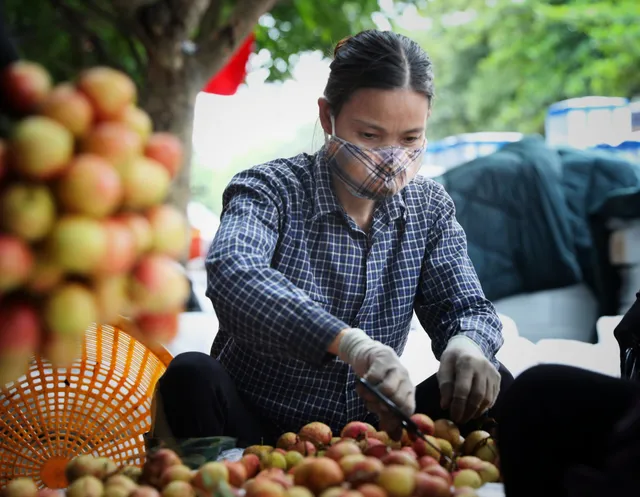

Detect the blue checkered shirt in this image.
[206,150,503,435]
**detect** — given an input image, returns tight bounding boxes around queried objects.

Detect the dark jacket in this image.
[566,294,640,495]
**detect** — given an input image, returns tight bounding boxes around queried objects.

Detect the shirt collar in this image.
[311,149,345,222]
[312,148,407,224]
[380,188,407,224]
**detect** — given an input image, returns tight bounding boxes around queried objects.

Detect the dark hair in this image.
[324,30,435,116]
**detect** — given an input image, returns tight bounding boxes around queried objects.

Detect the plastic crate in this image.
[0,324,173,489]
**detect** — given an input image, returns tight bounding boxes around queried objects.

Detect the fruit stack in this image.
[0,60,190,384]
[1,415,500,497]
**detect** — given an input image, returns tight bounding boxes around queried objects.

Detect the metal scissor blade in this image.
[357,377,413,424]
[356,377,454,466]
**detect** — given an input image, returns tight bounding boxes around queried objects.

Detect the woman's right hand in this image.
[337,328,415,439]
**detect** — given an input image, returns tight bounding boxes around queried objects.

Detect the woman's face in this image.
[319,88,430,190]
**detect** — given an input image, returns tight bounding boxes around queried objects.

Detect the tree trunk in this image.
[142,60,205,217]
[134,0,279,219]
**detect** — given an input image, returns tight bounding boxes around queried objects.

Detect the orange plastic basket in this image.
[0,323,173,489]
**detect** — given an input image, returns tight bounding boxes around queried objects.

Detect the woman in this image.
[498,292,640,497]
[152,30,512,446]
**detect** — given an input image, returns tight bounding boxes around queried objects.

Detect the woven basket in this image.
[0,323,173,489]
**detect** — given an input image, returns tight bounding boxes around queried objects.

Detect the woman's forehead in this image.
[340,87,429,131]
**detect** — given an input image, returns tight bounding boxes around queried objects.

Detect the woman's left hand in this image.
[437,336,501,424]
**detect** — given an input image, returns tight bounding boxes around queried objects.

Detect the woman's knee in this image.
[159,352,222,388]
[500,364,583,412]
[516,364,600,390]
[497,362,515,392]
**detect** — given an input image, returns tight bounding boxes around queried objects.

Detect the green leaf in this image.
[406,0,640,139]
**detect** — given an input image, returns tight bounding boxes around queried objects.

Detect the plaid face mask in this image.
[324,115,426,201]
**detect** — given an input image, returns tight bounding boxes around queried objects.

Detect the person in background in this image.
[152,29,512,446]
[497,292,640,497]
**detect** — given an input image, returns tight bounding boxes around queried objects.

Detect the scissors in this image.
[357,377,454,466]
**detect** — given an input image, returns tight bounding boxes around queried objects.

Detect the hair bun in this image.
[334,36,352,57]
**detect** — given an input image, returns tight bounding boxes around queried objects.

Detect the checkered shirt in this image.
[206,149,504,435]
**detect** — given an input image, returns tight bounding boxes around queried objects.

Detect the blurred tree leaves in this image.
[2,0,393,214]
[409,0,640,140]
[5,0,146,87]
[254,0,382,80]
[4,0,386,89]
[7,0,638,213]
[6,0,637,140]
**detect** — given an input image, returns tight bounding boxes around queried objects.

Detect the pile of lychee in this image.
[0,60,190,385]
[1,414,501,497]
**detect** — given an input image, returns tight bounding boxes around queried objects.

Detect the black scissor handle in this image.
[357,377,419,430]
[357,377,452,465]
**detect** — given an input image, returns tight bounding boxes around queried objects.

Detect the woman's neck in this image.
[331,174,375,232]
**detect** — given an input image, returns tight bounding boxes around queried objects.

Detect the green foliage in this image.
[5,0,146,86]
[4,0,392,216]
[255,0,381,80]
[409,0,640,140]
[5,0,387,87]
[7,0,638,214]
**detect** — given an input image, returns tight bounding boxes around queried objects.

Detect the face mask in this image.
[324,115,426,201]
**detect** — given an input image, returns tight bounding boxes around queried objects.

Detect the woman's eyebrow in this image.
[352,118,386,131]
[352,119,425,135]
[404,127,425,134]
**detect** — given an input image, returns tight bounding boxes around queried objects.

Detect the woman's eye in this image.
[360,132,378,140]
[404,136,419,144]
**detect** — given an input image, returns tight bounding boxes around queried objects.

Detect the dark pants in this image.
[497,364,640,497]
[151,351,514,447]
[415,361,514,434]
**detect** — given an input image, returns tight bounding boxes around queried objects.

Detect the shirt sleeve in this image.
[414,182,504,367]
[205,171,349,366]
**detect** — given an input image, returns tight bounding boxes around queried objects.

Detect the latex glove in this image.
[338,328,415,439]
[437,335,501,424]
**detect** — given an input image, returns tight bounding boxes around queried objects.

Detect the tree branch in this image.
[80,0,119,23]
[196,0,278,75]
[49,0,129,73]
[110,0,158,18]
[105,0,161,60]
[125,37,146,78]
[168,0,211,37]
[195,0,225,44]
[81,0,147,75]
[134,0,214,71]
[76,0,150,59]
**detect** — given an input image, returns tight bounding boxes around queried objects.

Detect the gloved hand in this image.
[437,335,501,424]
[338,328,415,440]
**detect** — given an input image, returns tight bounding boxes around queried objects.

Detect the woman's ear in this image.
[318,97,332,135]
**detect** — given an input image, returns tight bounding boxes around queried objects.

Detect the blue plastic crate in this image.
[545,96,631,149]
[425,132,523,169]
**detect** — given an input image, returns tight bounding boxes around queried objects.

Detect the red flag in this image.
[202,33,256,96]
